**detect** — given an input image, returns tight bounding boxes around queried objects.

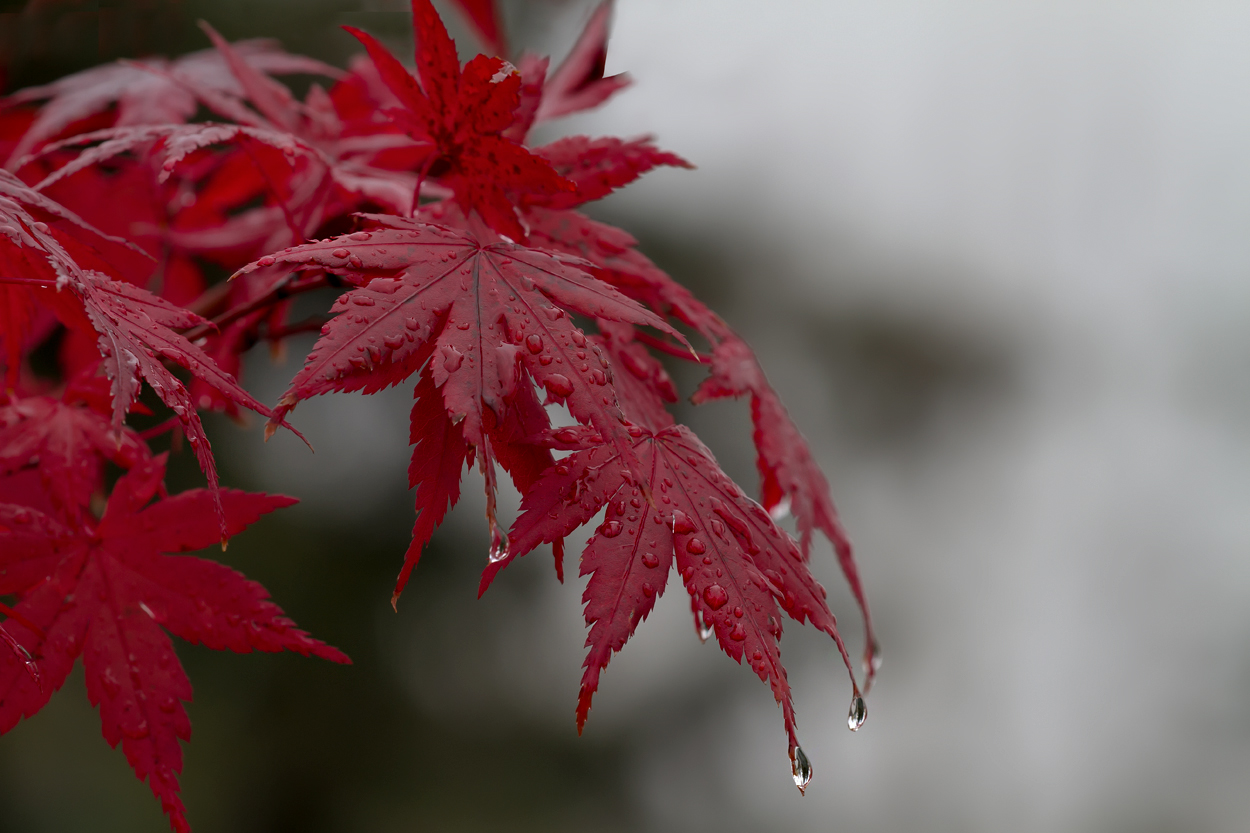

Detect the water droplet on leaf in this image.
[703,584,728,610]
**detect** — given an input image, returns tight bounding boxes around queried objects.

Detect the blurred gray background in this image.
[3,1,1250,831]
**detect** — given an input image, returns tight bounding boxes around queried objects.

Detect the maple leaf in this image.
[2,39,338,169]
[693,336,879,688]
[533,0,632,124]
[497,423,861,787]
[343,0,573,239]
[0,393,151,524]
[0,171,276,533]
[234,213,683,593]
[528,135,692,210]
[449,0,508,57]
[0,455,349,833]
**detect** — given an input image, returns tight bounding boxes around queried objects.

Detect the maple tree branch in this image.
[264,314,331,341]
[633,329,710,363]
[182,273,332,341]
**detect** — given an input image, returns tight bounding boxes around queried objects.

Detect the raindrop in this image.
[332,248,351,258]
[488,530,510,563]
[695,611,714,643]
[257,255,275,267]
[729,622,746,641]
[442,345,464,372]
[526,334,543,353]
[791,746,813,792]
[641,552,659,568]
[703,584,728,610]
[686,538,706,555]
[848,694,867,731]
[544,374,574,397]
[600,520,623,538]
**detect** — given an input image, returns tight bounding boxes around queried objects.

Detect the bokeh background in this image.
[4,1,1250,831]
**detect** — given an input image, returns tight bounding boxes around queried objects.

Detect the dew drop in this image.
[31,221,50,233]
[332,247,350,258]
[350,231,372,241]
[600,520,623,538]
[488,529,510,564]
[848,694,867,731]
[526,334,543,353]
[159,696,178,713]
[686,538,706,555]
[672,514,696,534]
[101,668,121,698]
[257,255,275,267]
[544,374,574,397]
[539,355,554,366]
[733,605,743,618]
[703,584,728,610]
[791,746,813,792]
[442,345,464,372]
[641,583,654,598]
[590,369,607,385]
[729,622,746,641]
[641,552,659,568]
[695,611,714,643]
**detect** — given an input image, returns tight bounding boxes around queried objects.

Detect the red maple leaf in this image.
[2,39,338,169]
[0,455,348,833]
[693,336,879,688]
[496,423,862,789]
[448,0,507,57]
[533,0,632,124]
[235,213,684,595]
[0,171,277,533]
[343,0,573,240]
[0,392,151,524]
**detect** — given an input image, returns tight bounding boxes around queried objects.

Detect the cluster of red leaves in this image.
[0,1,875,828]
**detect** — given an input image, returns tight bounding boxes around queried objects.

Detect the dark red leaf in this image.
[0,456,347,833]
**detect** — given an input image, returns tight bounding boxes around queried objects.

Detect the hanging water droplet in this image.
[696,611,714,643]
[791,745,813,792]
[488,533,510,564]
[847,694,867,731]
